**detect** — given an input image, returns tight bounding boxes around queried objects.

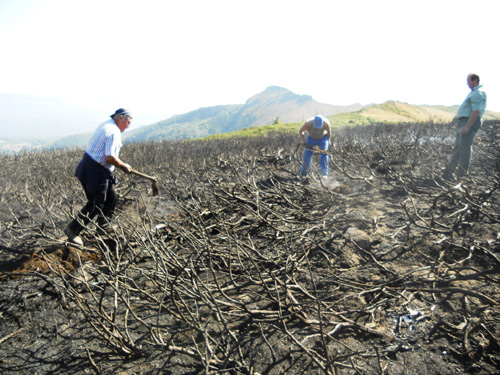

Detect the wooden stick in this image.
[130,169,156,181]
[0,326,29,345]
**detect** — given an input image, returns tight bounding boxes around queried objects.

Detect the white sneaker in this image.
[64,227,83,246]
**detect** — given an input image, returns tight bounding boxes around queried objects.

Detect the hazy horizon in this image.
[1,0,498,142]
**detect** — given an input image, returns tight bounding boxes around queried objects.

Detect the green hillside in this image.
[123,86,362,143]
[199,101,500,141]
[200,121,302,140]
[359,101,456,123]
[355,101,499,123]
[3,97,499,154]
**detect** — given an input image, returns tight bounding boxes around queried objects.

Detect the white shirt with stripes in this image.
[85,119,122,172]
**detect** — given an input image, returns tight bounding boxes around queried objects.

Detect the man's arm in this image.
[299,122,309,145]
[325,123,332,143]
[460,110,480,135]
[105,155,132,173]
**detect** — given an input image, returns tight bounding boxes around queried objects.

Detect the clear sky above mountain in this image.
[0,0,498,135]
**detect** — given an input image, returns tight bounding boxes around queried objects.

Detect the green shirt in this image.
[456,85,487,118]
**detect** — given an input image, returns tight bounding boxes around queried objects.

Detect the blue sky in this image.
[0,0,498,133]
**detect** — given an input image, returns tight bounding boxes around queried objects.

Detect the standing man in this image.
[64,108,133,245]
[443,73,487,180]
[299,115,332,178]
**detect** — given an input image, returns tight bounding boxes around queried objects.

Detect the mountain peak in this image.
[246,86,312,106]
[262,86,290,93]
[121,87,364,144]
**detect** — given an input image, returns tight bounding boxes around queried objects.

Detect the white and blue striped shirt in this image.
[85,119,122,171]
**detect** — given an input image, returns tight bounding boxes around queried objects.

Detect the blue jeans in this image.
[301,136,329,176]
[444,117,481,177]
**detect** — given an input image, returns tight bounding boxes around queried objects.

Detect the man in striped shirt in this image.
[64,108,133,245]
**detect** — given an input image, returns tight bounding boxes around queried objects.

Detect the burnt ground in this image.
[0,121,500,374]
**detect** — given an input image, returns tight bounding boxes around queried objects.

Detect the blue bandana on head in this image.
[314,115,323,128]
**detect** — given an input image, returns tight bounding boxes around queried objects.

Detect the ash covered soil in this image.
[1,121,499,374]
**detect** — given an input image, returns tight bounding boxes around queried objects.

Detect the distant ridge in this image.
[361,101,457,123]
[199,100,500,141]
[326,100,500,130]
[365,100,500,122]
[2,88,500,153]
[123,86,363,143]
[369,101,499,122]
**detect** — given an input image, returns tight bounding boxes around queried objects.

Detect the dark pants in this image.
[68,153,118,235]
[68,182,117,235]
[444,117,481,178]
